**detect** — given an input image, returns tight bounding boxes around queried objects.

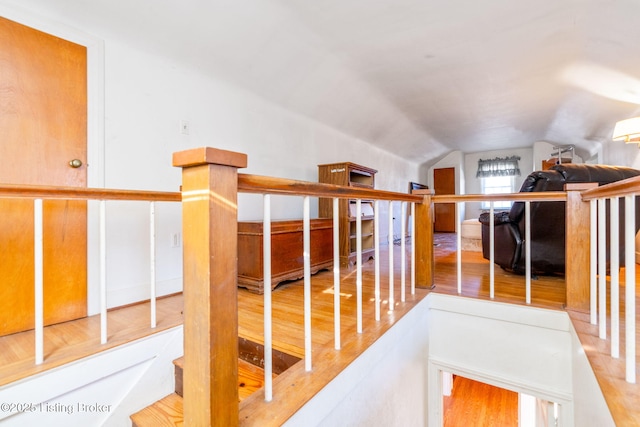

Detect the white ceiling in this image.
[10,0,640,164]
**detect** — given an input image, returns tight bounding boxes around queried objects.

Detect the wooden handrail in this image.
[432,192,567,203]
[0,176,425,204]
[238,173,424,202]
[172,146,438,424]
[580,174,640,200]
[430,188,593,311]
[0,184,180,202]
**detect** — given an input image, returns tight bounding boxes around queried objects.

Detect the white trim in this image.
[429,358,573,404]
[429,361,574,427]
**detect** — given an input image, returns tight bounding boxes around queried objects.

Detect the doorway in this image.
[434,167,456,232]
[0,16,88,335]
[443,374,518,426]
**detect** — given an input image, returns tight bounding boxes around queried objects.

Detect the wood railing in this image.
[580,176,640,384]
[4,146,638,424]
[173,147,435,426]
[173,146,640,424]
[433,191,570,305]
[431,188,597,307]
[174,146,640,424]
[0,183,180,364]
[433,180,638,385]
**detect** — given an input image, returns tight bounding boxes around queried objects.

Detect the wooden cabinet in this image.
[237,219,333,293]
[318,162,377,266]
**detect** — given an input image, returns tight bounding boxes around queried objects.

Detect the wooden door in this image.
[0,17,88,336]
[434,167,456,232]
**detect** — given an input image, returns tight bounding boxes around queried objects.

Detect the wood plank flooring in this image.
[0,293,185,387]
[1,233,638,426]
[431,233,566,309]
[568,309,640,427]
[443,375,518,427]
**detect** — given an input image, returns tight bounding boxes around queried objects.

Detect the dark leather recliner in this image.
[479,163,640,275]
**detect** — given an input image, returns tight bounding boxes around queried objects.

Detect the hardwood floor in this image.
[1,233,638,426]
[443,375,518,427]
[568,308,640,427]
[0,293,185,387]
[432,233,566,309]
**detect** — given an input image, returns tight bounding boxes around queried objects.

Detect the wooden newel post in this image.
[413,189,435,288]
[565,182,597,312]
[173,147,247,427]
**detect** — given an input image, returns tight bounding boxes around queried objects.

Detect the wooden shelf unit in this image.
[318,162,378,267]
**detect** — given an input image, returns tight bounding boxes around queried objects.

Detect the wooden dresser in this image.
[237,219,333,293]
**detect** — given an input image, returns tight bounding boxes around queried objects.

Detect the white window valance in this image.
[476,156,521,178]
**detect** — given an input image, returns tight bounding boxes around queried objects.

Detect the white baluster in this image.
[356,199,363,332]
[489,202,495,299]
[411,202,416,296]
[374,200,381,321]
[333,197,341,350]
[590,199,597,325]
[303,196,312,371]
[149,202,157,329]
[401,202,406,302]
[610,197,619,359]
[457,202,462,294]
[34,199,44,365]
[100,200,107,344]
[525,201,531,304]
[263,195,273,400]
[625,195,636,383]
[598,198,607,339]
[388,201,394,310]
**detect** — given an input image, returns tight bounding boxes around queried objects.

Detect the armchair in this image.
[478,163,640,275]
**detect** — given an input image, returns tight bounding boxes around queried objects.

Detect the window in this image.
[476,155,521,209]
[481,175,515,209]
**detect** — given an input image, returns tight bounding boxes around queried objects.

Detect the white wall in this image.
[426,147,533,222]
[436,142,595,221]
[463,147,533,220]
[603,138,640,169]
[532,141,584,172]
[0,2,421,311]
[291,293,615,427]
[285,296,432,427]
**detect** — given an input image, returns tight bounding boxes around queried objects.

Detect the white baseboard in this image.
[103,278,183,312]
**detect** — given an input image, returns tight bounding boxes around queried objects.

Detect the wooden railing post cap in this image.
[411,189,435,196]
[564,182,598,191]
[172,147,247,169]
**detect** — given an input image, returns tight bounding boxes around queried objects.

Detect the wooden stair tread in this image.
[131,393,183,427]
[238,358,275,400]
[131,358,273,426]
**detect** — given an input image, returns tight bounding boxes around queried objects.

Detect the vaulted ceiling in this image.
[10,0,640,164]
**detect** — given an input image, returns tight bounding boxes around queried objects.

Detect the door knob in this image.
[69,159,83,168]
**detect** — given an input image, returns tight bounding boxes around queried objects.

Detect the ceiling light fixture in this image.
[612,117,640,145]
